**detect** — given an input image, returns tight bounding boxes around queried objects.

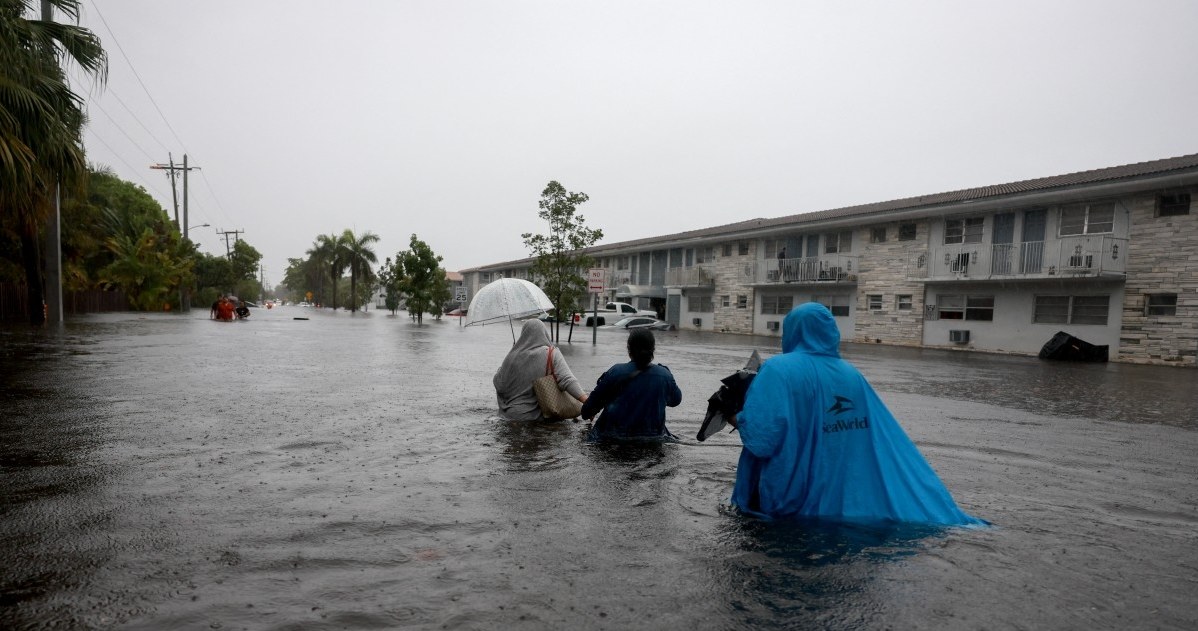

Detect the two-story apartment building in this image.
[460,153,1197,366]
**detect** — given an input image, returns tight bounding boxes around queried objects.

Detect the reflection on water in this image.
[708,518,944,628]
[1,311,1196,630]
[851,345,1198,429]
[490,418,579,472]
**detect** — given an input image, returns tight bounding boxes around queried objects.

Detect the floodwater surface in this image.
[2,307,1196,630]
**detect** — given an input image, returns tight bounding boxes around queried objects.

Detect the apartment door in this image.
[666,295,680,327]
[992,213,1015,274]
[1021,209,1046,273]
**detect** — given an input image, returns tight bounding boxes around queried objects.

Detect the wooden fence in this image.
[0,283,129,322]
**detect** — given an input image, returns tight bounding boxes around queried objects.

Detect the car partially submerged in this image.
[608,316,675,331]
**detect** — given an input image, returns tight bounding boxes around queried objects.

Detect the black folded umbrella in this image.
[697,350,761,442]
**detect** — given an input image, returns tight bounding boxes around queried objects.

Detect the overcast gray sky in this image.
[72,0,1198,287]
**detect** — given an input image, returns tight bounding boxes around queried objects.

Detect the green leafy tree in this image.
[341,229,379,313]
[229,239,261,285]
[281,256,323,304]
[56,166,171,293]
[194,251,235,296]
[98,226,191,311]
[521,181,603,340]
[82,171,194,310]
[396,234,448,324]
[0,0,107,323]
[376,256,404,315]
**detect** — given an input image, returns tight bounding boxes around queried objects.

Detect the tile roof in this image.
[462,152,1198,272]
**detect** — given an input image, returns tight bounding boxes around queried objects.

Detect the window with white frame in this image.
[688,295,714,313]
[938,294,994,321]
[1157,193,1190,217]
[720,295,730,308]
[764,239,780,259]
[480,272,492,283]
[1145,293,1177,316]
[814,294,850,317]
[695,246,715,264]
[616,257,628,270]
[761,294,793,315]
[736,294,748,309]
[896,294,913,310]
[867,294,883,310]
[1059,203,1115,235]
[944,217,984,244]
[1034,295,1110,325]
[824,231,853,254]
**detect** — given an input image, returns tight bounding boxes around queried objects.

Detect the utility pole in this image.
[151,154,180,228]
[218,229,245,259]
[150,154,200,231]
[151,155,200,309]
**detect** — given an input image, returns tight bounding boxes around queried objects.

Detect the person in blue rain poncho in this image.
[732,302,987,526]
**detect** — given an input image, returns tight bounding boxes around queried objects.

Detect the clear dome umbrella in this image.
[464,278,555,341]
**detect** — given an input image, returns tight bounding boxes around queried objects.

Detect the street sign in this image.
[454,286,468,303]
[588,268,606,294]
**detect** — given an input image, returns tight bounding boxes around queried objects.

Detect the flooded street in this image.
[2,307,1196,630]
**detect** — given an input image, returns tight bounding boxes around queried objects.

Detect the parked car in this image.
[608,316,675,331]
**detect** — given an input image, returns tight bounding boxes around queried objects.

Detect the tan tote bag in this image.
[532,346,583,420]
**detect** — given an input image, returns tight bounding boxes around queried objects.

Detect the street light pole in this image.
[41,0,62,325]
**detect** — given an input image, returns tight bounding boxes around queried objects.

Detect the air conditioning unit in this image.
[949,329,970,343]
[692,318,702,327]
[766,321,781,332]
[1067,254,1094,269]
[950,252,970,274]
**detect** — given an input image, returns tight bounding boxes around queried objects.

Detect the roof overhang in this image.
[615,284,666,298]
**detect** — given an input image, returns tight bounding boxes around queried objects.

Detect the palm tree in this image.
[306,233,341,308]
[1,0,107,324]
[341,229,379,313]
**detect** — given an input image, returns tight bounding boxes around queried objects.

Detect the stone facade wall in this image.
[711,239,755,334]
[853,222,928,346]
[1119,191,1198,366]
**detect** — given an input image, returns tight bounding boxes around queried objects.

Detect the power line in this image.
[71,65,174,158]
[197,168,234,228]
[150,156,200,230]
[84,128,172,200]
[87,97,158,164]
[87,0,189,152]
[218,229,245,259]
[78,2,229,252]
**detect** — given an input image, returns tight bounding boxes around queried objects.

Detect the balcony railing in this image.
[756,255,859,284]
[665,265,715,287]
[908,236,1128,280]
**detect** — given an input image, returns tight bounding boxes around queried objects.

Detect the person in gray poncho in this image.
[493,319,588,420]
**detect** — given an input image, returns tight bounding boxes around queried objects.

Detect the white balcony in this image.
[665,265,715,287]
[756,255,859,284]
[908,236,1128,280]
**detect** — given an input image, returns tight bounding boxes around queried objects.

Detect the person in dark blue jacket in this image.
[732,302,987,526]
[581,329,682,441]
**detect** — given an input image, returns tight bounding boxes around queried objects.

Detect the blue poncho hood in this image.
[782,302,840,355]
[732,302,986,527]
